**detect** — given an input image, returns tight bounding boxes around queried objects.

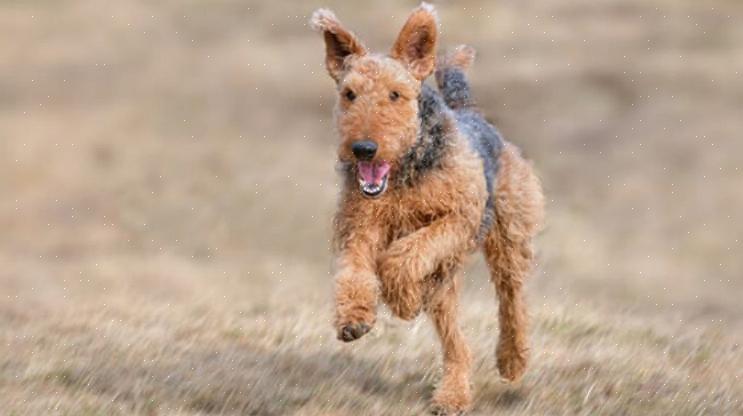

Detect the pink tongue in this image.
[357,161,390,185]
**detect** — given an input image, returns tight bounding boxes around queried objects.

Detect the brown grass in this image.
[1,0,741,414]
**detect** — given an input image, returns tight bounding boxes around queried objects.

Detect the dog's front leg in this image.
[378,216,473,320]
[333,228,382,342]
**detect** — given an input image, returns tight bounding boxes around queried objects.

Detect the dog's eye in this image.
[389,91,400,101]
[344,89,356,102]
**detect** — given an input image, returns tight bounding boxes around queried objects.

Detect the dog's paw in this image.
[334,284,376,342]
[430,371,472,415]
[430,389,471,415]
[429,404,466,416]
[337,322,371,342]
[335,300,375,342]
[496,344,528,382]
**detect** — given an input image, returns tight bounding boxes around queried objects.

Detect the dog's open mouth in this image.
[357,160,390,198]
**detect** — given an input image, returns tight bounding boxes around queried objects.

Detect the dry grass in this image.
[1,0,742,414]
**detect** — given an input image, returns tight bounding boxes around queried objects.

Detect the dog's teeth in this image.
[358,175,387,197]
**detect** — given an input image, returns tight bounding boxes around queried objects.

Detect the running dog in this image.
[311,4,544,413]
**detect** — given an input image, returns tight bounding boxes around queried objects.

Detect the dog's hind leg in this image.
[483,232,531,382]
[483,143,544,382]
[426,274,472,415]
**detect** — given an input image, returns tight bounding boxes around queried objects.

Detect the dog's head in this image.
[311,4,438,198]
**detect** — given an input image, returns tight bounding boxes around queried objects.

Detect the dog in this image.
[311,3,544,414]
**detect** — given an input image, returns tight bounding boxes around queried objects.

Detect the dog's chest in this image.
[382,182,453,242]
[386,207,436,242]
[380,148,489,245]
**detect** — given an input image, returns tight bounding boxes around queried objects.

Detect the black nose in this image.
[351,140,378,161]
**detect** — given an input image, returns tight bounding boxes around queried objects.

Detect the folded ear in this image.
[310,9,367,82]
[390,3,438,80]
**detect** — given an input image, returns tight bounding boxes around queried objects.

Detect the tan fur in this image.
[314,4,544,414]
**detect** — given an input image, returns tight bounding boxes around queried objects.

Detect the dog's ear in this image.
[310,9,367,82]
[390,3,438,80]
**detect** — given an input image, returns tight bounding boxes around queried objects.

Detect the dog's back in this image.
[433,46,505,240]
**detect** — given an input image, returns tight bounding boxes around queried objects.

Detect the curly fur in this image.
[313,4,544,414]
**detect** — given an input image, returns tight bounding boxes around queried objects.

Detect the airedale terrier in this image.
[311,3,544,414]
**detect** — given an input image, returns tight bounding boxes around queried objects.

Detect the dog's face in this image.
[311,4,438,198]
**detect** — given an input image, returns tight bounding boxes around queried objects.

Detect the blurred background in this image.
[1,0,741,414]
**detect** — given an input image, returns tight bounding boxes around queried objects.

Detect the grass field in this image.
[1,0,742,414]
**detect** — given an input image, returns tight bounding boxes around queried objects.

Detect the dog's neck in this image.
[396,83,454,187]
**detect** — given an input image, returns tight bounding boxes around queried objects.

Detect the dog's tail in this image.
[435,45,476,110]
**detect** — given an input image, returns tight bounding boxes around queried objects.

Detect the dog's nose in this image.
[351,140,378,161]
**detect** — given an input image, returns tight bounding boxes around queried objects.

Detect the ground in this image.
[0,0,741,414]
